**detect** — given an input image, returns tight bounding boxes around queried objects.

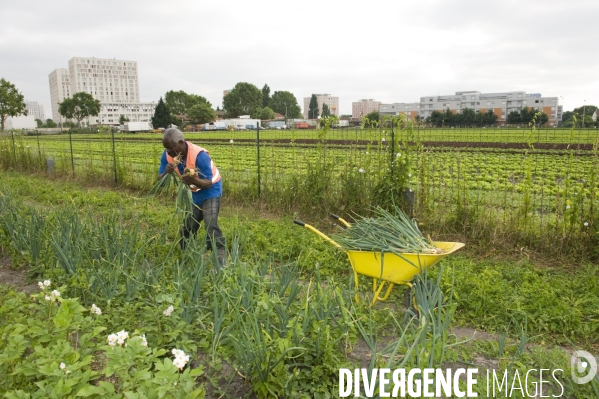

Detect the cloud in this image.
[0,0,597,118]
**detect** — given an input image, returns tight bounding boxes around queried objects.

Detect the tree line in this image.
[2,76,596,131]
[426,108,498,127]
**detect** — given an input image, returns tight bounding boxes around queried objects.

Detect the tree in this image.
[483,109,498,126]
[364,111,379,127]
[262,84,271,108]
[187,103,216,124]
[253,107,275,120]
[36,118,43,128]
[322,104,331,118]
[564,105,598,127]
[222,82,262,118]
[0,78,27,131]
[507,107,548,126]
[507,110,521,124]
[62,121,76,128]
[534,112,549,126]
[308,94,319,119]
[268,91,302,119]
[572,105,598,119]
[459,108,475,126]
[442,108,454,126]
[427,110,444,127]
[119,114,130,124]
[58,92,101,127]
[165,90,211,117]
[45,118,57,128]
[152,97,175,129]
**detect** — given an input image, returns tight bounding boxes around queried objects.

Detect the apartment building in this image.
[352,99,381,118]
[25,101,45,121]
[48,68,71,122]
[49,57,155,126]
[379,102,421,120]
[418,91,562,126]
[303,94,339,119]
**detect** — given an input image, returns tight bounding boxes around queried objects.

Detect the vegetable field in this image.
[1,172,598,397]
[2,124,598,260]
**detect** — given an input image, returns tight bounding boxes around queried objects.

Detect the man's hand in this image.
[181,175,198,186]
[165,163,176,174]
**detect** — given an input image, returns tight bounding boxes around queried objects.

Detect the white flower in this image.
[51,290,60,297]
[116,330,129,346]
[44,280,51,287]
[38,282,44,290]
[566,205,571,210]
[365,151,369,155]
[381,137,386,142]
[229,139,234,144]
[172,348,185,357]
[44,295,52,301]
[163,305,174,316]
[60,362,66,369]
[408,173,412,177]
[107,333,118,347]
[172,348,190,370]
[584,222,589,227]
[173,357,186,369]
[141,334,148,347]
[358,168,365,173]
[396,153,401,157]
[90,304,102,315]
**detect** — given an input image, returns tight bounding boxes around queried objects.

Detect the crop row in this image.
[19,135,599,199]
[30,126,599,145]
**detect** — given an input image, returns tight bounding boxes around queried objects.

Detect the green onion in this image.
[332,206,443,255]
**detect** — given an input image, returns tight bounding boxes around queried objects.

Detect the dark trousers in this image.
[180,197,225,251]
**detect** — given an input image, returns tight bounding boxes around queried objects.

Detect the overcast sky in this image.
[1,0,598,118]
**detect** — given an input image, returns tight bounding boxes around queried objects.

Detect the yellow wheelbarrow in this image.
[293,214,465,306]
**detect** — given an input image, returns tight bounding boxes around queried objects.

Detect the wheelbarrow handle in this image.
[329,213,351,228]
[292,219,342,248]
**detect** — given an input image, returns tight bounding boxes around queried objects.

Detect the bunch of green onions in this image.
[149,154,194,215]
[332,206,443,255]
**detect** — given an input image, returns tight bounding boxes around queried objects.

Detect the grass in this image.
[1,171,597,348]
[1,171,598,397]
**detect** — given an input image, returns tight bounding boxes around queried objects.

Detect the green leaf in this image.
[76,384,106,397]
[54,301,75,329]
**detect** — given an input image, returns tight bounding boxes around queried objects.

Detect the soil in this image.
[0,256,37,294]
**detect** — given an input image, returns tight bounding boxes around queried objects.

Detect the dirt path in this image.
[0,256,37,294]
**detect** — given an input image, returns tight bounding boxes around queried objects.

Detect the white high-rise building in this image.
[25,101,45,121]
[49,57,155,126]
[68,57,140,103]
[303,94,339,119]
[48,68,71,122]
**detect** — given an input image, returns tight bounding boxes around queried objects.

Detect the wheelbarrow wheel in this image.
[404,280,444,315]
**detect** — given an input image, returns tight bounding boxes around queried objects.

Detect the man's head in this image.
[162,128,186,157]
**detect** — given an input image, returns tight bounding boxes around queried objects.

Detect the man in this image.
[158,128,226,267]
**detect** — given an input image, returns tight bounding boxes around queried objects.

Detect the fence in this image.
[1,124,598,260]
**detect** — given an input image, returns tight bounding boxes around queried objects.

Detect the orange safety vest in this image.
[166,141,221,192]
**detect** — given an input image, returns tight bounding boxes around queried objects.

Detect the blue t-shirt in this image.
[159,145,222,205]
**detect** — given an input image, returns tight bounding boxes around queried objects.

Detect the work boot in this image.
[217,248,228,269]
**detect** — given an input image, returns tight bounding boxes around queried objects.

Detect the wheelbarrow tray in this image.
[346,241,465,284]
